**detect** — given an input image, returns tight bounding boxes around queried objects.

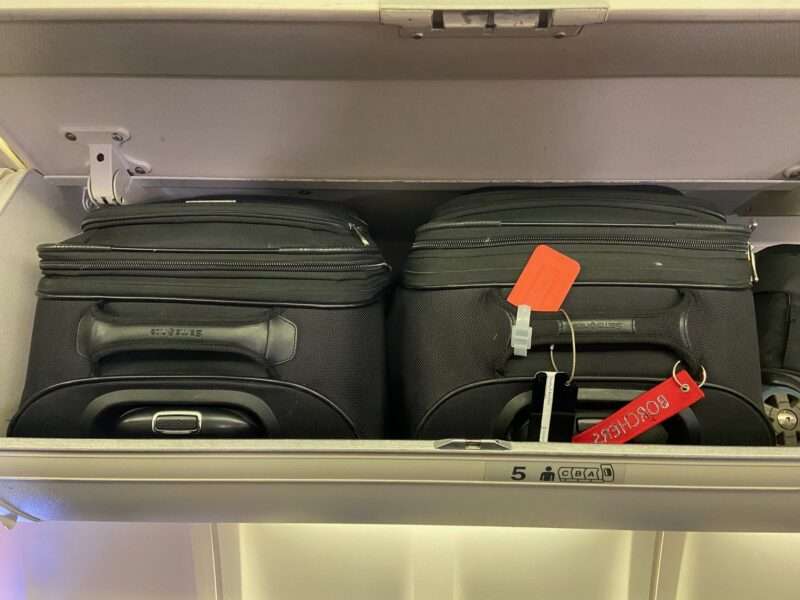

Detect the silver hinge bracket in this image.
[434,438,512,450]
[381,4,607,38]
[60,127,152,210]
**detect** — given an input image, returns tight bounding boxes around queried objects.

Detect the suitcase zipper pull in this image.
[350,223,371,246]
[748,242,759,284]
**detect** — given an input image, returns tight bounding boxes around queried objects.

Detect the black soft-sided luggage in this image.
[753,244,800,444]
[753,245,800,376]
[10,199,391,438]
[391,188,774,445]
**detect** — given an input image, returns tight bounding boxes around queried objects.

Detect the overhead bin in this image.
[2,3,800,527]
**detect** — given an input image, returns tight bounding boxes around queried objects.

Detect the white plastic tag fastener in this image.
[511,304,533,357]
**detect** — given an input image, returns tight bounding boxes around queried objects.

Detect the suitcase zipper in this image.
[43,244,373,254]
[431,192,728,222]
[417,221,750,233]
[83,209,369,240]
[412,234,748,253]
[41,259,390,273]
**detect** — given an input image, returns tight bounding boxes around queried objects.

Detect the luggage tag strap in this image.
[573,361,706,444]
[528,309,578,442]
[510,305,578,381]
[548,309,576,386]
[506,245,581,440]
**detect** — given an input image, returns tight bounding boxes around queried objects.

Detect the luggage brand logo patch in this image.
[150,327,204,338]
[558,319,634,334]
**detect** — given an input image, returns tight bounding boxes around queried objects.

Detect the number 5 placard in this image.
[484,462,625,484]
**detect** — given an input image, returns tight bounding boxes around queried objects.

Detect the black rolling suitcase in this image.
[753,244,800,444]
[390,188,774,445]
[754,245,800,376]
[10,198,391,438]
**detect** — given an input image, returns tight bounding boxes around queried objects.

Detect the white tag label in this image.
[538,371,557,443]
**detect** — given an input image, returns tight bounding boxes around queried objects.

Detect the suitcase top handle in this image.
[76,305,297,368]
[499,289,703,379]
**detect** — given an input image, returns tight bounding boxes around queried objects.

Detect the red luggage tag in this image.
[507,245,581,311]
[572,370,705,444]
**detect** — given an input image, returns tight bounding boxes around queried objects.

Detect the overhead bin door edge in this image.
[607,1,800,22]
[0,0,379,23]
[5,1,800,24]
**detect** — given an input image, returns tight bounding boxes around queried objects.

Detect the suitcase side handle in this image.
[76,306,297,367]
[81,388,281,437]
[524,290,702,377]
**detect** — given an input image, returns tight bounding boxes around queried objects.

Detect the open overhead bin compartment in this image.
[2,3,800,527]
[2,174,800,529]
